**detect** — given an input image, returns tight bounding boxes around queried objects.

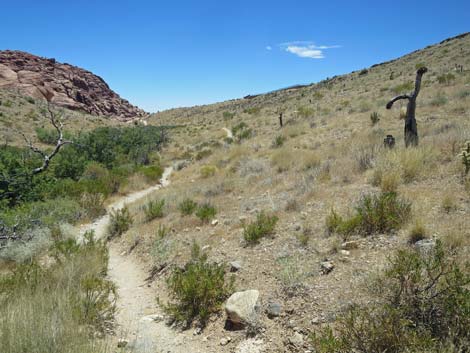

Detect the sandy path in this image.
[78,167,204,352]
[222,127,233,139]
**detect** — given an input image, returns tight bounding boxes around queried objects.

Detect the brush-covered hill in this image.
[0,50,146,120]
[112,33,470,351]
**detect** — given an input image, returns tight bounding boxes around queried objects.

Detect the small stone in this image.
[293,223,302,231]
[117,339,128,348]
[266,302,282,318]
[230,261,242,272]
[140,314,164,322]
[288,332,304,347]
[211,219,219,226]
[193,327,202,335]
[202,245,211,251]
[340,250,350,256]
[220,337,231,346]
[320,261,334,274]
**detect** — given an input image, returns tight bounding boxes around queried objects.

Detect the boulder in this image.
[0,50,146,120]
[225,289,260,327]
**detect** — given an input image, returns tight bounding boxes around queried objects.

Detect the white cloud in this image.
[266,45,272,50]
[280,41,340,59]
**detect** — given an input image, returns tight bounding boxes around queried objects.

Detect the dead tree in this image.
[279,112,283,127]
[386,67,427,147]
[18,103,73,175]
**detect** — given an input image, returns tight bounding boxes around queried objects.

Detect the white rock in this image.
[225,289,260,326]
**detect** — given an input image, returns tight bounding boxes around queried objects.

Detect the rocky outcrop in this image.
[0,50,146,120]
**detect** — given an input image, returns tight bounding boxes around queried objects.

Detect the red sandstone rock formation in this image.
[0,50,147,120]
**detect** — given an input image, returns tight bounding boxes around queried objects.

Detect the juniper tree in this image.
[386,67,428,147]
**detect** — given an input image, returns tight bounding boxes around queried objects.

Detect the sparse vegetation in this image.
[142,198,165,221]
[0,233,114,353]
[312,240,470,353]
[107,206,133,238]
[178,198,198,216]
[163,242,234,327]
[195,202,217,223]
[243,211,278,245]
[326,192,411,236]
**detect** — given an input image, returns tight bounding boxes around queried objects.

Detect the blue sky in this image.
[1,0,469,111]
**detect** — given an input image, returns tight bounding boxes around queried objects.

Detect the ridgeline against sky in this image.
[1,0,469,111]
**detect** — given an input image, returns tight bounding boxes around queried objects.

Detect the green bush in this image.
[142,199,165,222]
[200,165,217,178]
[222,111,235,120]
[312,240,470,353]
[326,192,411,236]
[370,111,380,125]
[195,203,217,223]
[243,107,261,115]
[272,135,286,148]
[178,198,198,216]
[79,193,105,220]
[232,122,252,142]
[163,242,234,327]
[437,72,455,85]
[107,206,133,238]
[391,81,414,94]
[243,211,278,245]
[139,164,164,182]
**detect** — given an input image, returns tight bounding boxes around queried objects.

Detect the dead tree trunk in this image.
[386,67,427,147]
[279,113,283,128]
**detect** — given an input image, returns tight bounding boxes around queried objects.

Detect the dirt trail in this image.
[222,127,233,139]
[78,167,204,353]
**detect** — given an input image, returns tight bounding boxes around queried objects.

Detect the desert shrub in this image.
[355,145,379,172]
[107,206,133,238]
[200,165,217,178]
[139,164,164,182]
[415,62,426,70]
[195,148,212,160]
[437,72,455,85]
[195,203,217,223]
[163,242,234,327]
[441,193,457,213]
[142,198,165,222]
[408,220,427,244]
[312,241,470,353]
[272,135,286,148]
[243,211,278,245]
[298,105,314,118]
[326,192,411,236]
[277,256,307,294]
[243,107,261,115]
[271,147,295,172]
[151,226,172,264]
[222,111,235,120]
[232,122,252,142]
[391,81,414,94]
[369,111,380,125]
[458,140,470,175]
[178,198,198,216]
[78,192,105,220]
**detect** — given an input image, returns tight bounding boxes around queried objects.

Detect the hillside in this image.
[0,32,469,353]
[0,50,146,120]
[106,33,470,351]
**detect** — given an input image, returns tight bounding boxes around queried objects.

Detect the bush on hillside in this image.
[243,211,279,245]
[163,242,234,327]
[311,240,470,353]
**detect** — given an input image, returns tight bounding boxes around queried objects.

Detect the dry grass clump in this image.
[371,146,437,187]
[0,234,113,353]
[408,220,428,244]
